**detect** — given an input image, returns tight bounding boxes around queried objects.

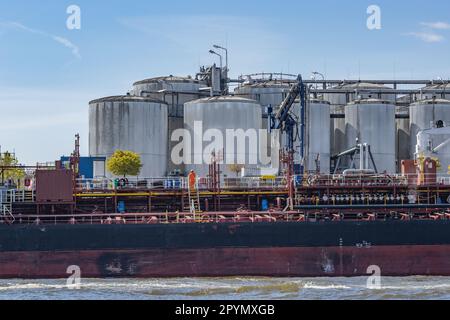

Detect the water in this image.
[0,277,449,300]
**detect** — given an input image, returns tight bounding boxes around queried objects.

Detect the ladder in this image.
[0,203,14,223]
[186,182,201,217]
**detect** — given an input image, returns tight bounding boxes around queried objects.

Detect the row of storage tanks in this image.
[89,77,450,177]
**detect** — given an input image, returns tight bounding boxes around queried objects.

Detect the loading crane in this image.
[268,75,308,210]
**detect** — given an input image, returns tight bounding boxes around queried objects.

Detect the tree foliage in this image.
[228,164,244,177]
[0,152,25,181]
[107,150,142,177]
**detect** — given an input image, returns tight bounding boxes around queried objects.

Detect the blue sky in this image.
[1,0,450,164]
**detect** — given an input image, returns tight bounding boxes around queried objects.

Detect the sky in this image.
[0,0,450,164]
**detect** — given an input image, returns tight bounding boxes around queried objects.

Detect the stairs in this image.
[185,184,202,217]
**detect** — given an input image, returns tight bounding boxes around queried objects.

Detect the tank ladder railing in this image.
[0,203,14,223]
[0,189,15,223]
[6,189,35,203]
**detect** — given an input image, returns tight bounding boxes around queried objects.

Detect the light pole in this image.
[209,50,223,70]
[312,71,326,90]
[213,45,228,74]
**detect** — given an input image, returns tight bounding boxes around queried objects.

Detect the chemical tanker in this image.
[1,158,450,279]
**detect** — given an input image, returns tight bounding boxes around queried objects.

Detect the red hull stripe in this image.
[1,245,450,278]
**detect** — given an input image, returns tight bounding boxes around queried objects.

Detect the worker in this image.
[188,170,197,190]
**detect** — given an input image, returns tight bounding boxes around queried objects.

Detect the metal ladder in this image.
[0,189,15,223]
[0,203,14,223]
[186,183,201,217]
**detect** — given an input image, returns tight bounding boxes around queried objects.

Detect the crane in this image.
[268,75,307,210]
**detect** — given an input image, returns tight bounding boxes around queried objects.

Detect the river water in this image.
[0,277,449,300]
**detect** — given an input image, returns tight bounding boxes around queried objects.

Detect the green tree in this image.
[228,164,244,177]
[107,150,142,177]
[0,152,25,182]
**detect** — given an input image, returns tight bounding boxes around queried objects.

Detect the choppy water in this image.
[0,277,449,300]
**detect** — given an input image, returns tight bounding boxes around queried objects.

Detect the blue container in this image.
[173,179,181,189]
[261,199,269,211]
[294,175,303,187]
[117,201,126,213]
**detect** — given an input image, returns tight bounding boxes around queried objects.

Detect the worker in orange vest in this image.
[188,170,197,190]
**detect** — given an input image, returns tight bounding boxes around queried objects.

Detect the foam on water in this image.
[0,277,449,300]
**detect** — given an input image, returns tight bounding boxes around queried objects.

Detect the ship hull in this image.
[1,245,450,278]
[1,220,450,278]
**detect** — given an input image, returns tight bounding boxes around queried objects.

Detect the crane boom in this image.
[275,75,305,127]
[268,75,307,210]
[270,74,307,158]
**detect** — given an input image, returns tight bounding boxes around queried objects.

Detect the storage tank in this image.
[302,99,331,173]
[89,96,168,178]
[132,76,206,174]
[324,82,396,157]
[410,99,450,158]
[417,82,450,100]
[416,126,450,177]
[234,81,290,111]
[345,99,396,173]
[234,80,291,169]
[183,96,263,177]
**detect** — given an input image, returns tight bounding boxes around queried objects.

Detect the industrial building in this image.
[88,60,450,180]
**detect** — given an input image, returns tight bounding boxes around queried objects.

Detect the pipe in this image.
[364,143,369,170]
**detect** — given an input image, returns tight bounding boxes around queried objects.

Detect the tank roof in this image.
[348,98,393,105]
[238,81,292,89]
[411,98,450,105]
[293,98,330,104]
[186,95,260,105]
[423,82,450,89]
[133,76,203,86]
[335,82,393,90]
[89,95,167,105]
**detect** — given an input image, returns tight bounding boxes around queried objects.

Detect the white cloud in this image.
[52,36,81,59]
[421,22,450,30]
[0,21,81,59]
[405,32,444,43]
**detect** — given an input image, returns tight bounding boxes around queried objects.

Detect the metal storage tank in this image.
[345,99,396,173]
[184,96,263,177]
[295,99,331,174]
[234,81,291,169]
[234,81,290,111]
[410,99,450,158]
[396,104,410,168]
[324,82,396,157]
[132,76,206,174]
[416,126,450,177]
[417,82,450,100]
[89,96,168,178]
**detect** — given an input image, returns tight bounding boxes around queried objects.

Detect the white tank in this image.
[324,82,396,157]
[410,99,450,158]
[304,99,331,173]
[234,81,290,109]
[345,99,396,173]
[132,76,206,174]
[234,81,290,169]
[183,96,263,177]
[417,82,450,100]
[416,126,450,176]
[89,96,168,178]
[290,99,331,173]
